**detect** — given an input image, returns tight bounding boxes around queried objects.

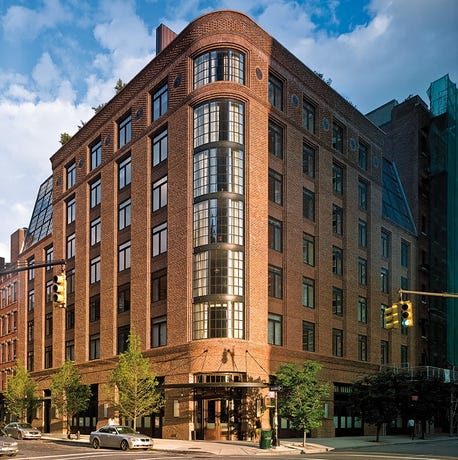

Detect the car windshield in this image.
[115,426,136,434]
[18,423,34,429]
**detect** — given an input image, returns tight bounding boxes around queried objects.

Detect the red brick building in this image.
[16,10,418,440]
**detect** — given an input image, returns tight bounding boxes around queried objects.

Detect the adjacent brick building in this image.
[15,10,418,440]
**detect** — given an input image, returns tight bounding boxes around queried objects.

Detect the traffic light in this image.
[52,273,66,308]
[384,304,399,329]
[400,300,414,327]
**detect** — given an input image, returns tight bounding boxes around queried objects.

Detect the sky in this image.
[0,0,457,261]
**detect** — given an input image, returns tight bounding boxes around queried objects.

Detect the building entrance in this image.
[201,399,230,440]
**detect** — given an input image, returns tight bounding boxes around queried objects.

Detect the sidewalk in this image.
[42,433,455,456]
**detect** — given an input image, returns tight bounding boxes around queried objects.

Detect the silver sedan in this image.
[0,429,18,456]
[3,423,41,440]
[89,425,154,451]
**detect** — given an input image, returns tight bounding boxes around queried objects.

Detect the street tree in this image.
[351,370,409,441]
[4,363,40,422]
[275,361,331,446]
[50,360,91,437]
[110,328,164,430]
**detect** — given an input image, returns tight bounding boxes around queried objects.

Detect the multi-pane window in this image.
[358,141,368,170]
[66,161,76,189]
[332,163,343,195]
[118,199,131,230]
[117,326,130,354]
[118,241,131,271]
[152,130,168,166]
[90,217,101,246]
[194,100,244,148]
[358,219,367,248]
[268,73,283,110]
[381,230,390,258]
[67,233,75,259]
[303,188,315,221]
[332,329,343,357]
[332,287,343,316]
[358,258,367,285]
[381,340,389,365]
[89,334,100,360]
[67,197,76,224]
[268,120,283,159]
[65,340,75,361]
[332,205,343,235]
[118,285,130,313]
[89,296,100,322]
[303,232,315,266]
[153,176,168,211]
[358,179,368,210]
[90,178,101,208]
[153,83,168,121]
[66,268,75,294]
[27,320,34,342]
[332,122,344,153]
[332,246,343,276]
[358,335,368,361]
[44,346,52,368]
[194,49,245,88]
[401,345,409,367]
[381,304,388,328]
[193,199,243,246]
[45,246,53,271]
[90,139,102,170]
[302,99,315,133]
[268,217,282,252]
[118,156,131,189]
[401,241,409,268]
[90,256,101,284]
[152,223,167,256]
[45,313,53,336]
[268,313,282,346]
[193,301,244,339]
[358,296,367,323]
[268,170,283,205]
[118,113,132,148]
[27,351,34,371]
[302,321,315,352]
[303,143,315,178]
[268,265,282,299]
[66,307,75,330]
[381,267,389,293]
[152,270,167,302]
[28,258,35,281]
[152,316,167,347]
[302,277,315,308]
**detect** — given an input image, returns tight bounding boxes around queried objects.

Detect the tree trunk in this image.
[303,430,307,446]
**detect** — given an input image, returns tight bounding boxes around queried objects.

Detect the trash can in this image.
[259,429,272,449]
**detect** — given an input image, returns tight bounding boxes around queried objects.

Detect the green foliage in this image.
[59,132,72,145]
[4,364,40,421]
[110,328,164,430]
[50,361,91,435]
[351,370,410,441]
[115,78,126,94]
[275,361,330,445]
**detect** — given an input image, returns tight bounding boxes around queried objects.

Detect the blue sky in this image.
[0,0,457,260]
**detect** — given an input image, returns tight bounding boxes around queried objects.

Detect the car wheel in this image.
[17,432,22,440]
[120,439,129,451]
[92,438,100,449]
[8,454,17,457]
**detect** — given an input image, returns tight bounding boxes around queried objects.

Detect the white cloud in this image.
[2,0,70,41]
[0,98,93,260]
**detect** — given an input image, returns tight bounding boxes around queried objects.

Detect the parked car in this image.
[0,429,18,456]
[90,425,153,451]
[3,423,41,440]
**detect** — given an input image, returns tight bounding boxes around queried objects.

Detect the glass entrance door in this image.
[204,399,229,440]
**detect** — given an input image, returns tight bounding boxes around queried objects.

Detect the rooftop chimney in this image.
[156,24,177,54]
